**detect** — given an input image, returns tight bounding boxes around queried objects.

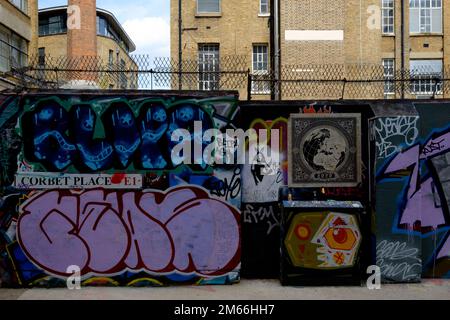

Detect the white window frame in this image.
[198,44,220,91]
[9,0,28,15]
[0,25,28,72]
[383,59,395,95]
[197,0,221,14]
[259,0,270,16]
[382,0,394,34]
[252,44,270,94]
[410,59,443,95]
[410,0,442,34]
[108,49,114,67]
[38,47,45,66]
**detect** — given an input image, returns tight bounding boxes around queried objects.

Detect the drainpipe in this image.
[273,0,281,100]
[178,0,182,90]
[269,0,275,100]
[401,0,405,99]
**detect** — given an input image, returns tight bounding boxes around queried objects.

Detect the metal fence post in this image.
[151,69,154,90]
[432,77,441,99]
[340,78,347,100]
[401,68,405,99]
[247,69,252,101]
[55,67,59,88]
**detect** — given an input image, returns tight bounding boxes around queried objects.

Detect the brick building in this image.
[38,0,137,89]
[0,0,38,90]
[171,0,450,100]
[170,0,272,100]
[281,0,450,99]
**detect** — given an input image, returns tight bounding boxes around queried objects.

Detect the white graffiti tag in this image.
[376,240,422,282]
[374,117,419,159]
[243,204,280,235]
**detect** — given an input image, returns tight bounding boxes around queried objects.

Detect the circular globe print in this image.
[300,126,349,172]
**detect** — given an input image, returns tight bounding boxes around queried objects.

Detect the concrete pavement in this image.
[0,279,449,300]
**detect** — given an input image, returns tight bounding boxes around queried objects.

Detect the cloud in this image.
[122,17,170,57]
[37,0,171,57]
[100,0,169,21]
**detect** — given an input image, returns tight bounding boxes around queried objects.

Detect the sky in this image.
[38,0,170,57]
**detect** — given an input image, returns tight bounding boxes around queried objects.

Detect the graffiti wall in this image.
[416,103,450,278]
[239,101,372,278]
[0,91,241,287]
[372,102,450,281]
[2,92,449,287]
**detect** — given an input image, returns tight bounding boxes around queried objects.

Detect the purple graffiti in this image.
[437,235,450,260]
[17,186,241,277]
[420,132,450,159]
[400,177,446,228]
[380,130,450,231]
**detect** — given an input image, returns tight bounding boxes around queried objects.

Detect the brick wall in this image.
[67,0,97,58]
[170,0,271,99]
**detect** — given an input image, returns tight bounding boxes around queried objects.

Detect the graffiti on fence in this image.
[240,201,281,278]
[374,116,419,160]
[20,98,214,171]
[241,148,284,203]
[284,211,362,270]
[17,186,240,277]
[19,96,238,173]
[377,127,449,231]
[169,167,242,208]
[0,93,241,287]
[301,104,332,114]
[376,240,422,282]
[375,109,450,279]
[0,96,21,189]
[243,203,280,235]
[241,119,284,203]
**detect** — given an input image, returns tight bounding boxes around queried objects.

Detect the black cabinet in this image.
[280,191,371,286]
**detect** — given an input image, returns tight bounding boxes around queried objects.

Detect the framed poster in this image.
[288,113,362,188]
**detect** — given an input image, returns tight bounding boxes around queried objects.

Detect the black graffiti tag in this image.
[209,167,242,202]
[422,139,445,156]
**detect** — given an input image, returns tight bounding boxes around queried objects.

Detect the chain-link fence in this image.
[8,54,450,100]
[255,64,450,100]
[11,54,249,92]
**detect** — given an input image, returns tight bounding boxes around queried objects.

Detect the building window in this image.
[198,44,220,90]
[252,45,270,94]
[382,0,394,34]
[410,0,442,33]
[9,0,28,14]
[0,25,28,72]
[96,16,130,52]
[97,16,109,37]
[197,0,220,13]
[383,59,395,94]
[410,59,443,95]
[109,49,114,67]
[39,14,67,36]
[38,47,45,66]
[10,33,27,68]
[260,0,269,15]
